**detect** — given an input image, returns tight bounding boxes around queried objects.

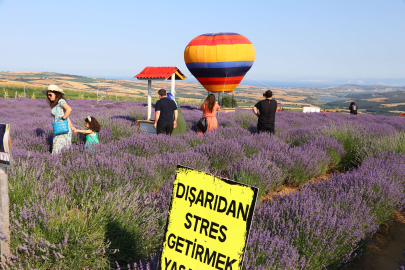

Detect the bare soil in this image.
[362,97,388,102]
[261,173,332,202]
[382,103,405,107]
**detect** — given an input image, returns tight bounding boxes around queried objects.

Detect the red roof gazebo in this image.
[135,66,186,120]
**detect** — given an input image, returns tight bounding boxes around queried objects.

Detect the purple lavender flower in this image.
[2,98,405,269]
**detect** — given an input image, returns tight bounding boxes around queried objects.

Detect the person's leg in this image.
[156,125,165,135]
[166,124,174,136]
[268,124,275,134]
[161,125,169,135]
[257,122,264,133]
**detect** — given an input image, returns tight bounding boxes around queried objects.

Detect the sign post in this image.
[171,73,175,97]
[0,123,12,262]
[160,166,258,270]
[148,80,152,121]
[0,166,9,262]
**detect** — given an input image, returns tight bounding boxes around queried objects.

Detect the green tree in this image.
[220,96,238,108]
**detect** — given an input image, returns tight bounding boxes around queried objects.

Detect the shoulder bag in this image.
[197,112,208,133]
[52,104,69,135]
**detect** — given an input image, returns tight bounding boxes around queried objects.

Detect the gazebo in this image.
[134,66,186,121]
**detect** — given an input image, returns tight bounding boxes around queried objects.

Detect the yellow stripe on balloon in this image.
[200,84,240,93]
[184,44,255,63]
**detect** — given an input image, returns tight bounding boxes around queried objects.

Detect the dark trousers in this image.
[257,122,275,134]
[157,124,174,135]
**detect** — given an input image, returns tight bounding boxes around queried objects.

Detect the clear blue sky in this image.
[1,0,404,82]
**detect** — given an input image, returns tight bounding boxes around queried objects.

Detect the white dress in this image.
[51,99,72,154]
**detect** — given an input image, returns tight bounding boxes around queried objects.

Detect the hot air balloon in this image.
[184,32,255,93]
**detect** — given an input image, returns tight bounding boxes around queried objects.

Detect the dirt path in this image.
[261,173,332,202]
[261,172,405,270]
[346,210,405,270]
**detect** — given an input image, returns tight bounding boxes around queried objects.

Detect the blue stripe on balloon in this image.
[187,66,253,78]
[186,61,254,69]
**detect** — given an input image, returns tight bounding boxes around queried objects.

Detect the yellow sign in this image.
[160,166,258,270]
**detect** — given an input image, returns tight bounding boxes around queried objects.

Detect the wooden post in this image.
[15,92,17,99]
[23,86,25,97]
[171,73,175,97]
[0,166,10,262]
[82,89,84,99]
[147,80,152,120]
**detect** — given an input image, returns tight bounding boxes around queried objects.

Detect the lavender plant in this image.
[1,97,405,269]
[245,153,405,270]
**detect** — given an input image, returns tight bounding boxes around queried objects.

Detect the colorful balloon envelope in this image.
[184,32,255,93]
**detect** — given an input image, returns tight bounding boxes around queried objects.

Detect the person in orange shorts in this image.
[199,94,220,133]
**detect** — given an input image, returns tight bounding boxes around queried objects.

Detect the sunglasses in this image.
[47,93,53,97]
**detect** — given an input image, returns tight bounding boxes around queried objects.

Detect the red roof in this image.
[134,66,186,80]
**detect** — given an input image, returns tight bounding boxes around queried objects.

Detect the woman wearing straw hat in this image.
[43,85,73,154]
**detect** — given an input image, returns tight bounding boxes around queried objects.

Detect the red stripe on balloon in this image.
[191,34,244,41]
[196,76,244,85]
[187,36,252,46]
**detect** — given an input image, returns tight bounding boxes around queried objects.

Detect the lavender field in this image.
[1,97,405,269]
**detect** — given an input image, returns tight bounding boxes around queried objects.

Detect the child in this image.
[72,116,101,149]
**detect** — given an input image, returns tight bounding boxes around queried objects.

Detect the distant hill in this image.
[1,71,405,115]
[325,90,405,116]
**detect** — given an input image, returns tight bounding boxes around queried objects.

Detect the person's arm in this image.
[73,129,93,134]
[154,101,161,129]
[61,103,72,121]
[252,106,258,116]
[252,102,260,117]
[154,111,160,129]
[173,110,178,128]
[272,100,278,113]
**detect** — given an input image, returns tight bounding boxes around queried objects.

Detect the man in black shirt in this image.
[154,89,178,135]
[252,90,277,134]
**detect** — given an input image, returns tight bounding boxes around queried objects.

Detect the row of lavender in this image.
[1,98,405,268]
[245,153,405,269]
[139,153,405,270]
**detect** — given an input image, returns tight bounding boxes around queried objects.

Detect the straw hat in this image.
[42,85,64,95]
